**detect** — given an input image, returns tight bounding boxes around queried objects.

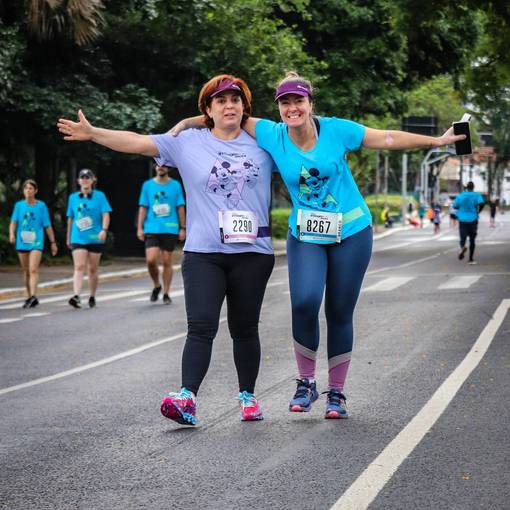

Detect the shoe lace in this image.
[322,390,346,406]
[237,391,256,408]
[293,379,312,399]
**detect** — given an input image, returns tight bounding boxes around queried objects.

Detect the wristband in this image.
[179,226,186,230]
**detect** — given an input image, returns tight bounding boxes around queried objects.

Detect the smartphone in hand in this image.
[453,113,472,155]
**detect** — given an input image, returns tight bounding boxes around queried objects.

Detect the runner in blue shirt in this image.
[453,181,485,264]
[171,71,466,419]
[66,168,112,308]
[138,165,186,304]
[9,179,58,308]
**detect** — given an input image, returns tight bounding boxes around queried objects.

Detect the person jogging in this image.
[454,181,484,265]
[66,168,112,308]
[9,179,58,308]
[172,71,466,419]
[138,164,186,304]
[57,75,275,425]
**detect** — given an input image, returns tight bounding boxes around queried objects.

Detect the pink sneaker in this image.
[160,387,197,426]
[237,391,263,421]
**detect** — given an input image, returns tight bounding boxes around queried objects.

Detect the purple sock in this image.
[328,352,351,391]
[293,341,317,379]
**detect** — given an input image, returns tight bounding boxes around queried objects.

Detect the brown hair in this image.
[276,71,314,100]
[22,179,38,191]
[198,74,252,129]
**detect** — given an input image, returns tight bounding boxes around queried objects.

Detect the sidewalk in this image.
[0,225,407,299]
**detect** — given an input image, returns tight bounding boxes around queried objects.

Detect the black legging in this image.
[181,251,275,395]
[459,220,478,261]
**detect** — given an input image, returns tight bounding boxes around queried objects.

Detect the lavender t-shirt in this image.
[150,129,274,254]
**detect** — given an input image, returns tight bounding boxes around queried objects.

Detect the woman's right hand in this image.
[9,233,15,244]
[168,119,189,137]
[137,228,145,242]
[57,109,93,141]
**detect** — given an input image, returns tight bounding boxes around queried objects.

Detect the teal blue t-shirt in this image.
[138,178,185,234]
[453,191,484,222]
[255,117,371,243]
[66,190,112,244]
[11,200,51,251]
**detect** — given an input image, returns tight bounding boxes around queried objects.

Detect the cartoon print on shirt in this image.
[205,157,260,209]
[21,211,36,231]
[298,166,337,210]
[77,202,91,219]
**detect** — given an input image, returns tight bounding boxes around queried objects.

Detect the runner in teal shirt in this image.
[139,174,185,235]
[137,165,186,304]
[9,179,58,308]
[65,169,112,309]
[67,189,112,245]
[11,199,51,251]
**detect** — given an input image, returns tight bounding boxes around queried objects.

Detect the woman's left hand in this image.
[98,230,107,242]
[178,228,186,241]
[437,126,466,147]
[51,243,58,256]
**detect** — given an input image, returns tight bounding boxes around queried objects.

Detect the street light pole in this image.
[401,152,408,224]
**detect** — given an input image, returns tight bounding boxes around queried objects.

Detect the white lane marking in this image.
[0,289,148,310]
[438,235,458,241]
[0,282,287,396]
[367,253,440,275]
[0,264,179,296]
[0,318,22,324]
[438,275,482,290]
[0,320,223,396]
[23,312,50,318]
[364,277,414,292]
[129,289,185,303]
[330,298,510,510]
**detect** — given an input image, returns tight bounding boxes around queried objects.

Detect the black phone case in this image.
[453,122,472,155]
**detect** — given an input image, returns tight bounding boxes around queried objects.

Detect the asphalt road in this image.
[1,213,509,510]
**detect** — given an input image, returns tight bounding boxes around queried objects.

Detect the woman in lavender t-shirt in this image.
[57,75,275,426]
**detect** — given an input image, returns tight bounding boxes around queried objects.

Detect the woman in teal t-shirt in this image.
[173,71,466,420]
[9,179,58,308]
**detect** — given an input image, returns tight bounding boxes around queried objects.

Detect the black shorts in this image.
[71,243,105,254]
[17,249,42,254]
[144,234,178,252]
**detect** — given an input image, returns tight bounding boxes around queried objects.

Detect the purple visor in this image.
[274,81,312,102]
[210,80,242,98]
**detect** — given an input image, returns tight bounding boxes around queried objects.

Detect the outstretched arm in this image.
[57,109,159,157]
[168,115,262,139]
[362,126,465,150]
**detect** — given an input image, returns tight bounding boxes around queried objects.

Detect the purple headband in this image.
[210,80,242,98]
[274,81,312,102]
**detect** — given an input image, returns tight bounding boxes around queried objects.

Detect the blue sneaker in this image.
[289,378,319,412]
[324,389,348,419]
[237,391,263,421]
[160,387,197,426]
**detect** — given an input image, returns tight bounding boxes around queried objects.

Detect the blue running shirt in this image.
[454,191,484,222]
[139,179,185,234]
[66,190,112,244]
[255,117,372,243]
[11,200,51,251]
